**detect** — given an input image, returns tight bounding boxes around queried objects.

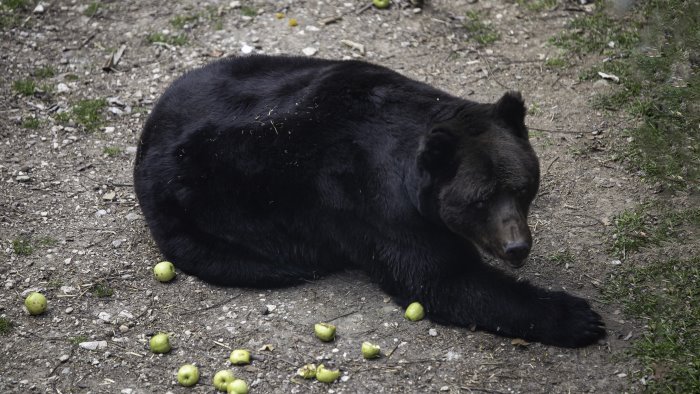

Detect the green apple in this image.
[361,341,381,359]
[297,363,317,379]
[177,364,199,387]
[314,322,336,342]
[229,349,251,365]
[404,301,425,321]
[24,292,47,315]
[212,370,235,391]
[149,332,171,354]
[373,0,390,9]
[315,364,341,383]
[153,261,176,282]
[226,378,249,394]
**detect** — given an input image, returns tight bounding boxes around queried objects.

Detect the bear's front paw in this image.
[537,291,606,348]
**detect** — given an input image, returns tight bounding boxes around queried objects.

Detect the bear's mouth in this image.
[478,239,530,269]
[504,257,527,269]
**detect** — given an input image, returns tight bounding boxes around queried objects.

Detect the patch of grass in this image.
[47,278,63,290]
[549,250,576,266]
[12,79,35,96]
[68,98,107,132]
[553,0,700,190]
[0,317,13,335]
[544,56,567,68]
[517,0,558,12]
[103,146,121,157]
[11,236,57,256]
[604,257,700,392]
[91,282,113,298]
[240,5,256,17]
[612,204,700,257]
[170,13,198,29]
[549,5,640,56]
[36,237,58,247]
[1,0,28,10]
[463,10,500,46]
[34,65,55,78]
[84,1,100,17]
[147,32,188,46]
[70,335,88,345]
[527,102,541,116]
[0,0,29,28]
[21,117,40,129]
[12,237,33,256]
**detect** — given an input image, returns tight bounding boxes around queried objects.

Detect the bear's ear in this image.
[417,126,458,172]
[494,91,527,137]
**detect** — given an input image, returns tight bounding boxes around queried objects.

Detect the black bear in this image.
[134,55,605,348]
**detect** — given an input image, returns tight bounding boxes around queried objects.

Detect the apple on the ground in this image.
[177,364,199,387]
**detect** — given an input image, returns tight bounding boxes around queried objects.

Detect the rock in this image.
[59,354,70,362]
[56,83,70,93]
[104,126,115,133]
[428,328,438,336]
[111,239,124,248]
[16,175,31,182]
[102,191,116,201]
[119,324,129,333]
[118,310,134,319]
[241,44,254,54]
[65,307,73,314]
[33,4,45,14]
[79,340,108,350]
[302,47,318,56]
[125,212,140,221]
[96,209,107,217]
[98,312,112,322]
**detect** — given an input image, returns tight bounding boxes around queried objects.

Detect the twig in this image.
[64,33,96,51]
[385,342,400,359]
[180,294,241,315]
[213,340,232,350]
[327,310,358,322]
[460,387,510,394]
[528,126,586,135]
[356,2,373,15]
[478,52,509,90]
[544,156,560,177]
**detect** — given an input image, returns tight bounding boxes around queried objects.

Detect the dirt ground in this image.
[1,0,649,392]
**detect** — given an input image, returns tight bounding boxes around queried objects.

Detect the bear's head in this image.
[416,91,540,268]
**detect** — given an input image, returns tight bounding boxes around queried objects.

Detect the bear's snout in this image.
[503,240,530,267]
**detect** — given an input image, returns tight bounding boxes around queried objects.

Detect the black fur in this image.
[134,55,605,348]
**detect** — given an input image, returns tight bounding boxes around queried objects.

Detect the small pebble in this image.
[302,47,318,56]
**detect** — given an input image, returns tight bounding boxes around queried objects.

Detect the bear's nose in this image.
[504,241,530,263]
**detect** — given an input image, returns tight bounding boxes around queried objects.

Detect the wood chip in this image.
[340,39,365,55]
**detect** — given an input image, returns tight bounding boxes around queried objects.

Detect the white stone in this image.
[79,340,108,350]
[302,47,318,56]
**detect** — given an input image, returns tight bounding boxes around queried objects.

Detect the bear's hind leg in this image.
[156,232,320,288]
